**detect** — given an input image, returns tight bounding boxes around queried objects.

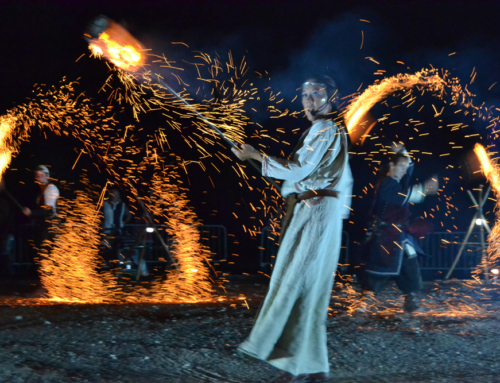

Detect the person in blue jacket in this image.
[362,144,438,312]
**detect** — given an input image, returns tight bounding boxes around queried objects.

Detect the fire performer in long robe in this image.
[232,75,353,383]
[360,145,438,312]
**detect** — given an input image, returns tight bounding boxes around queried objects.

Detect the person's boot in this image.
[306,373,330,382]
[403,292,420,313]
[267,372,294,383]
[289,375,311,383]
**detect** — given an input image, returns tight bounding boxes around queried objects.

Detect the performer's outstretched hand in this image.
[424,175,439,195]
[231,143,263,162]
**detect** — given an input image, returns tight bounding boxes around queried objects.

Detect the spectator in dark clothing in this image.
[360,144,438,312]
[102,188,131,267]
[22,165,59,297]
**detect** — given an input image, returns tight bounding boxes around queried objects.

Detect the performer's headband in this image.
[302,81,326,89]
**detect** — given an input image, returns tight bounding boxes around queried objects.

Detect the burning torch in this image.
[474,143,492,178]
[85,16,279,190]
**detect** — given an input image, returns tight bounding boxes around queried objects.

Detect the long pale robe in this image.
[238,119,353,375]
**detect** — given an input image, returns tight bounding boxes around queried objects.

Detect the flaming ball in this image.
[85,15,145,72]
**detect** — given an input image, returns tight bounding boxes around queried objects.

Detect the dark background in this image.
[1,0,499,272]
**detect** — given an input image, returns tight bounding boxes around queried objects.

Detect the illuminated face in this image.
[302,81,331,121]
[34,171,49,184]
[389,158,410,180]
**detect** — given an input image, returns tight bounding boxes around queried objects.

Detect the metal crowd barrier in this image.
[259,229,484,280]
[112,224,228,264]
[259,226,350,270]
[8,224,38,266]
[7,223,484,279]
[417,231,482,278]
[10,223,228,266]
[196,225,228,261]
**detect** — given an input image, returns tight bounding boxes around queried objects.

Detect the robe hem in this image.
[237,344,329,375]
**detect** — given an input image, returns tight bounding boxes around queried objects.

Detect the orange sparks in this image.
[345,69,446,141]
[39,191,118,303]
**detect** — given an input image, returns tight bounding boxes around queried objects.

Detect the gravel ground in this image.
[0,277,499,383]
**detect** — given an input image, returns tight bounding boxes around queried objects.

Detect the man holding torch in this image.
[232,75,352,383]
[85,19,350,380]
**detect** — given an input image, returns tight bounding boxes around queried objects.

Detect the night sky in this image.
[1,0,500,271]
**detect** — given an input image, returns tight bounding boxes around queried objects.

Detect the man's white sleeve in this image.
[44,184,59,208]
